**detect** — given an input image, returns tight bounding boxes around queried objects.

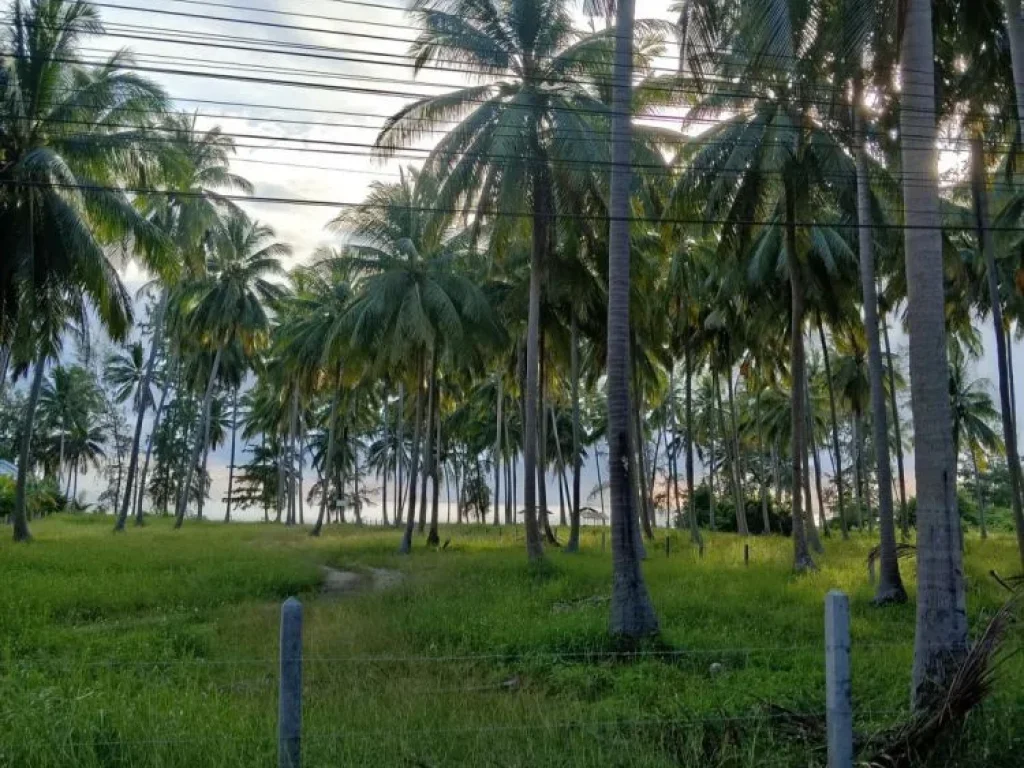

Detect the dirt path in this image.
[319,566,403,597]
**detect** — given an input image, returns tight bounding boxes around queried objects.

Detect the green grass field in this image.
[0,516,1021,767]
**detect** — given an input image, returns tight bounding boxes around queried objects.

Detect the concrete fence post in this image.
[825,590,852,768]
[279,597,303,768]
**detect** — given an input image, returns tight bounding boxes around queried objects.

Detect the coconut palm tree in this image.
[376,0,639,562]
[333,169,500,550]
[115,115,252,532]
[173,214,289,527]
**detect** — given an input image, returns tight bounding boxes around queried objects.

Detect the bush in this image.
[677,484,792,535]
[0,475,66,522]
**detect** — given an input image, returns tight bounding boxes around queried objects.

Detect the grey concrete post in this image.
[279,597,303,768]
[825,590,852,768]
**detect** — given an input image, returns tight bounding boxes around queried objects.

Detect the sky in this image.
[49,0,1024,522]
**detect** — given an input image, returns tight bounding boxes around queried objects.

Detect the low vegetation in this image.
[1,516,1021,767]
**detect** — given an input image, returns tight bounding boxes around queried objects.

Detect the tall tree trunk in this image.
[12,355,46,541]
[116,290,167,532]
[1004,0,1024,146]
[522,163,548,562]
[785,175,814,571]
[398,356,425,554]
[286,388,299,526]
[756,388,771,533]
[632,376,655,541]
[427,376,442,546]
[608,0,658,637]
[175,347,223,528]
[137,355,172,524]
[550,405,570,530]
[538,335,559,545]
[901,0,968,706]
[881,312,910,538]
[802,415,823,554]
[567,315,582,552]
[971,135,1024,566]
[312,366,343,537]
[419,348,438,536]
[504,417,513,525]
[809,402,827,536]
[381,398,389,527]
[854,102,907,600]
[852,413,865,529]
[1007,326,1018,435]
[726,369,748,535]
[669,364,683,530]
[0,344,10,403]
[818,318,848,539]
[685,342,702,545]
[225,387,238,523]
[708,376,717,531]
[493,375,502,527]
[396,382,405,526]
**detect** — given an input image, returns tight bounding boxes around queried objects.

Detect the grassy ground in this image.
[0,516,1021,767]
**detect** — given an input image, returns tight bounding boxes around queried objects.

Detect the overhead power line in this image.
[0,179,1009,233]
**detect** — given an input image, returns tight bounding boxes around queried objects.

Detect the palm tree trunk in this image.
[286,388,299,526]
[852,413,865,529]
[901,0,968,706]
[708,379,717,531]
[521,163,548,562]
[1004,0,1024,144]
[116,289,167,532]
[669,364,683,530]
[538,336,558,546]
[504,417,513,524]
[550,405,570,531]
[810,403,827,537]
[756,388,770,534]
[802,415,823,554]
[631,373,655,541]
[492,375,502,527]
[726,369,748,535]
[785,175,814,571]
[175,346,223,528]
[685,344,702,545]
[854,104,907,600]
[971,448,987,539]
[224,387,238,523]
[396,382,405,526]
[429,403,441,538]
[881,312,910,538]
[970,134,1024,566]
[399,355,425,554]
[418,348,437,535]
[818,317,848,539]
[137,362,174,525]
[0,344,10,403]
[312,366,343,536]
[12,355,46,541]
[1007,326,1018,435]
[608,0,658,637]
[567,314,582,551]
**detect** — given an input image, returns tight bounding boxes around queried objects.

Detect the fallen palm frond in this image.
[866,544,916,583]
[990,569,1024,593]
[862,593,1022,768]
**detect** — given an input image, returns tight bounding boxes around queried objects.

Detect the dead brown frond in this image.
[862,593,1022,768]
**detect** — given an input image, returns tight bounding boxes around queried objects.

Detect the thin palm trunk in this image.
[726,369,748,535]
[396,382,405,526]
[632,378,655,541]
[854,102,906,599]
[399,354,425,554]
[312,366,343,536]
[685,344,702,545]
[419,349,438,535]
[1004,0,1024,146]
[902,0,968,705]
[1007,326,1018,435]
[567,314,582,551]
[550,405,570,530]
[538,337,558,545]
[708,381,717,531]
[756,389,770,533]
[137,361,174,525]
[971,134,1024,567]
[802,415,823,554]
[669,364,683,530]
[521,165,547,562]
[12,356,46,541]
[608,0,658,637]
[852,413,865,529]
[818,317,848,539]
[175,347,223,528]
[881,312,910,538]
[224,387,238,523]
[785,175,814,571]
[116,290,167,532]
[493,375,502,527]
[427,376,442,545]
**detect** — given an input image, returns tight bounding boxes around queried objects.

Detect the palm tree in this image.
[39,363,103,492]
[607,0,658,638]
[377,0,628,562]
[333,169,500,550]
[173,214,289,527]
[900,0,969,708]
[115,114,252,532]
